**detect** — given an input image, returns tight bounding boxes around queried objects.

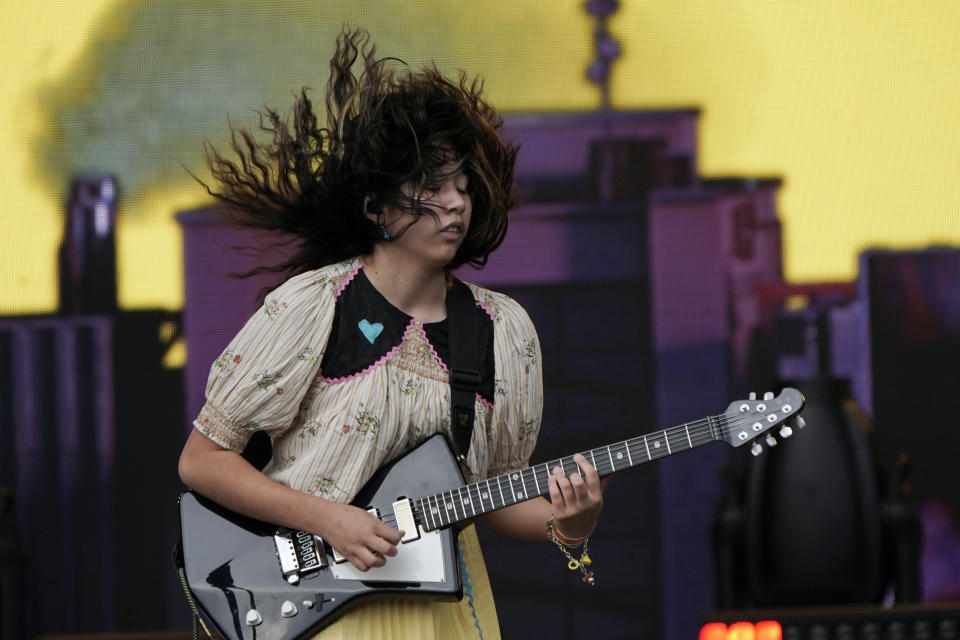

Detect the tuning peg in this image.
[779,425,794,438]
[751,442,764,456]
[763,391,774,400]
[749,392,757,400]
[765,435,778,447]
[795,416,806,429]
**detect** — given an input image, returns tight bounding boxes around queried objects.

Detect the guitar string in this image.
[373,408,799,530]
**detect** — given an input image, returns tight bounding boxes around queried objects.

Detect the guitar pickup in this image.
[275,527,326,583]
[332,507,380,564]
[393,499,421,544]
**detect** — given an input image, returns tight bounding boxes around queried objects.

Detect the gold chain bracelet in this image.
[546,518,596,585]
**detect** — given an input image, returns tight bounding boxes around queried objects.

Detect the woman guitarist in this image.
[178,27,609,639]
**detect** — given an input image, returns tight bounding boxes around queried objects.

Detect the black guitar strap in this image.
[447,280,479,462]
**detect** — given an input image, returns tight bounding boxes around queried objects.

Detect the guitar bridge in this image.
[274,527,326,584]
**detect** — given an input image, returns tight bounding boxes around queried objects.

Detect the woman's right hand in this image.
[318,502,405,571]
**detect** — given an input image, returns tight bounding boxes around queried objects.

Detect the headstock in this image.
[719,388,806,455]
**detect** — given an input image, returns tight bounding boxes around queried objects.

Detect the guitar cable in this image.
[177,565,214,639]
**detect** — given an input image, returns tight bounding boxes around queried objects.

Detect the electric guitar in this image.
[178,388,805,639]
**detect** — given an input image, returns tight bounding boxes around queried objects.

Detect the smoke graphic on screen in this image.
[29,0,480,204]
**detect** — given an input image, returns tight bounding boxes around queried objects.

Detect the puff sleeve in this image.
[193,270,337,452]
[477,288,544,478]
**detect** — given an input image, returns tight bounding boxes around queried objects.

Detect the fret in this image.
[607,445,615,473]
[459,486,475,517]
[416,497,425,530]
[647,432,668,459]
[467,483,482,516]
[505,472,518,503]
[518,471,529,501]
[589,450,598,473]
[708,416,721,441]
[495,475,506,507]
[610,442,628,471]
[506,471,519,502]
[441,490,455,523]
[519,469,533,500]
[555,458,567,478]
[443,490,458,523]
[647,431,670,458]
[466,486,475,516]
[680,427,692,450]
[537,463,551,495]
[430,494,445,527]
[454,489,466,522]
[643,436,652,460]
[625,439,634,465]
[420,497,433,530]
[665,428,681,454]
[450,489,463,521]
[531,464,542,496]
[482,479,496,511]
[427,496,443,529]
[477,483,490,513]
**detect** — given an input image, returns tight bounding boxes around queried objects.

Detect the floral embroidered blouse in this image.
[194,257,543,502]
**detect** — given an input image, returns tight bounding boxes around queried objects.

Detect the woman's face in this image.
[379,169,472,269]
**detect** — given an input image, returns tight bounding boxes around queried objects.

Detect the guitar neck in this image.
[415,414,725,531]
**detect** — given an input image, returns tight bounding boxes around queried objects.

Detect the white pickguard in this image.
[329,528,446,583]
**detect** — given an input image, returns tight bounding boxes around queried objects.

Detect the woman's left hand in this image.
[547,453,612,540]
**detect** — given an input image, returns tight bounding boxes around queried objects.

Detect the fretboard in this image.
[414,415,724,532]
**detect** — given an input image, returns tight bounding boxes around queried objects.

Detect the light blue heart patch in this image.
[357,319,384,344]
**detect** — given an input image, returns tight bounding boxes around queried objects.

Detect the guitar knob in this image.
[749,392,757,400]
[779,425,794,438]
[245,609,263,626]
[795,416,806,429]
[751,442,764,456]
[281,600,298,618]
[765,435,778,447]
[763,391,774,400]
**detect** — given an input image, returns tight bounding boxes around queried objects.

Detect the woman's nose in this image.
[436,180,466,213]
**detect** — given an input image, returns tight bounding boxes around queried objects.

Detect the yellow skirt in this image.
[311,524,500,640]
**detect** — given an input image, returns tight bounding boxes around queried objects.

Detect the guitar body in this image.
[179,434,464,640]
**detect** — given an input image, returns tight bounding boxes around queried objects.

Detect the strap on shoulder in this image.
[447,280,479,462]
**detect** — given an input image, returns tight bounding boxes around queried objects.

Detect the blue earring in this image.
[379,224,391,241]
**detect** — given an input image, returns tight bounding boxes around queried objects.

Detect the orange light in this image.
[699,622,728,640]
[700,619,783,640]
[727,621,756,640]
[755,620,782,640]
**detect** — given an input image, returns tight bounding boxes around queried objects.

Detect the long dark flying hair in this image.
[200,27,518,284]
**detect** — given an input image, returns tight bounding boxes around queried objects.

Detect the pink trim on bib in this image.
[319,318,417,384]
[333,262,363,298]
[416,322,449,374]
[475,300,496,322]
